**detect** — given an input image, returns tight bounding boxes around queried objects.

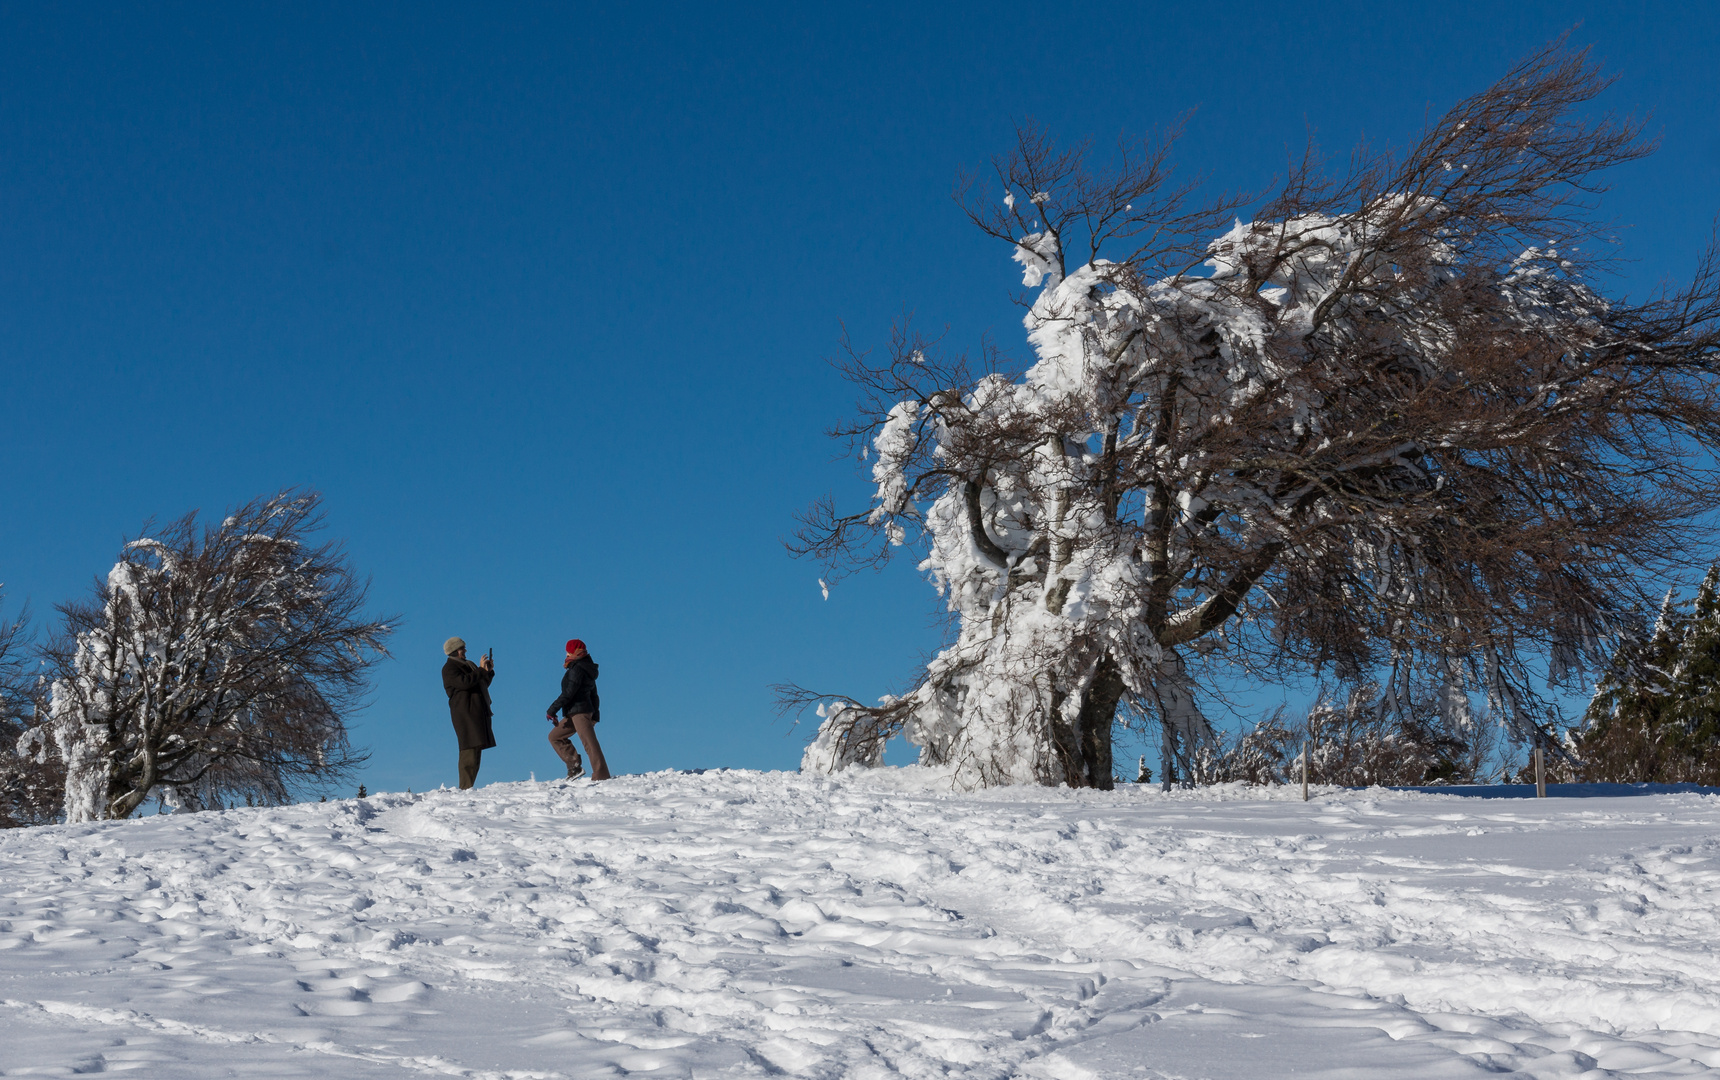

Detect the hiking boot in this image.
[565,760,585,780]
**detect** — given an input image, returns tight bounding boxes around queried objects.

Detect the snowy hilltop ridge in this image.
[4,769,1720,1077]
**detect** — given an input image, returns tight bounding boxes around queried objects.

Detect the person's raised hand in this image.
[480,654,494,672]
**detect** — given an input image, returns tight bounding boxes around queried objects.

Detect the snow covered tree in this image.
[1298,685,1482,787]
[791,44,1720,790]
[1186,713,1294,786]
[1186,684,1491,788]
[1576,566,1720,783]
[0,597,58,828]
[29,491,392,821]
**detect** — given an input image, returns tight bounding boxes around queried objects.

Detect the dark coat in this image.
[548,655,600,722]
[443,657,497,750]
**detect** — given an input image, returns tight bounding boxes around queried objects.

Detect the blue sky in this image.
[2,2,1716,794]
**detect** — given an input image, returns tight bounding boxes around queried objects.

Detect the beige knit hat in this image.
[443,636,466,656]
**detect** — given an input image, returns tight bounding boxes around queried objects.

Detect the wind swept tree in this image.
[788,43,1720,790]
[29,491,393,821]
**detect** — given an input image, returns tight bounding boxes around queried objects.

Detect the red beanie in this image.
[565,639,585,655]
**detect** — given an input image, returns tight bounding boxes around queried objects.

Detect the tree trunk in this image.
[1076,656,1123,790]
[1049,654,1122,789]
[108,752,153,820]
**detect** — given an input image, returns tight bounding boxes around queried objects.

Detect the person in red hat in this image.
[545,638,610,780]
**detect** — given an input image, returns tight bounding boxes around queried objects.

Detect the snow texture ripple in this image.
[3,769,1720,1077]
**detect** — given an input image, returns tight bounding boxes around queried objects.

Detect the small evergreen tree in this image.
[1578,566,1720,783]
[1666,565,1720,741]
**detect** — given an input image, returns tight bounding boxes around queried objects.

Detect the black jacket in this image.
[443,657,497,750]
[548,655,600,722]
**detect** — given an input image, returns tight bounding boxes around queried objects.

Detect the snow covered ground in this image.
[4,770,1720,1078]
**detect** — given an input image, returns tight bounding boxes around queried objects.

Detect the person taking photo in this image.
[442,637,496,789]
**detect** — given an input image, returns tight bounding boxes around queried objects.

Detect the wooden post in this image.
[1301,741,1309,802]
[1534,746,1546,798]
[1161,729,1174,793]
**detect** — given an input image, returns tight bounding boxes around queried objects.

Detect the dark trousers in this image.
[548,713,610,780]
[458,747,482,789]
